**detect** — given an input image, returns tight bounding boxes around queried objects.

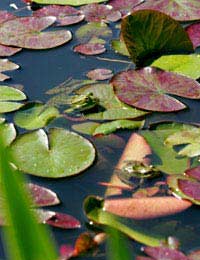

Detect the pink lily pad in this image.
[0,16,72,49]
[74,43,105,55]
[0,10,15,24]
[188,249,200,260]
[143,246,188,260]
[34,5,84,26]
[0,45,22,57]
[136,257,154,260]
[111,67,200,112]
[0,58,19,81]
[108,0,144,16]
[134,0,200,21]
[186,23,200,49]
[178,179,200,200]
[80,3,121,22]
[185,165,200,181]
[86,68,113,80]
[59,244,75,260]
[28,183,60,207]
[46,212,81,229]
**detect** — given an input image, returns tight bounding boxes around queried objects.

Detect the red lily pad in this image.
[186,23,200,49]
[178,179,200,200]
[121,10,194,66]
[34,5,84,26]
[86,68,113,80]
[143,246,188,260]
[108,0,144,16]
[134,0,200,21]
[185,165,200,181]
[0,16,72,49]
[74,43,105,55]
[0,45,22,57]
[111,67,200,112]
[28,183,60,207]
[80,3,121,22]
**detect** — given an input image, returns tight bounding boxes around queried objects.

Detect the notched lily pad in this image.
[0,59,19,81]
[121,10,194,66]
[0,16,72,49]
[10,128,95,178]
[112,67,200,112]
[34,5,84,26]
[0,85,26,113]
[14,102,59,130]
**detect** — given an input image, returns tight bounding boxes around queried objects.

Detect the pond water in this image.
[1,0,200,259]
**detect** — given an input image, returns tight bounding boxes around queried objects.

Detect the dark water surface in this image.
[1,1,200,259]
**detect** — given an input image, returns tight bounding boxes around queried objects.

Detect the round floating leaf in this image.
[112,67,200,112]
[151,54,200,79]
[86,68,113,80]
[14,103,59,130]
[0,16,72,49]
[74,43,106,55]
[134,0,200,21]
[10,128,95,178]
[34,5,84,26]
[80,3,121,23]
[0,85,26,113]
[33,0,107,6]
[186,22,200,49]
[121,10,194,66]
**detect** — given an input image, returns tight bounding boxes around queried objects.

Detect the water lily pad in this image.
[77,83,147,120]
[72,122,100,135]
[121,10,194,66]
[74,43,106,55]
[134,0,200,21]
[14,103,59,130]
[0,45,22,57]
[0,59,19,81]
[10,128,95,178]
[86,68,113,80]
[164,125,200,157]
[111,39,130,56]
[185,165,200,181]
[112,67,200,112]
[34,5,84,26]
[0,10,15,24]
[33,0,107,6]
[108,0,144,16]
[0,121,16,146]
[186,22,200,49]
[151,54,200,79]
[80,3,121,23]
[0,85,26,113]
[75,22,112,44]
[0,16,72,49]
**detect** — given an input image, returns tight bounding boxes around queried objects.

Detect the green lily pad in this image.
[77,84,148,120]
[14,103,60,130]
[0,121,16,147]
[151,54,200,79]
[111,39,130,57]
[33,0,107,5]
[121,10,194,66]
[10,128,95,178]
[72,122,100,135]
[0,85,26,113]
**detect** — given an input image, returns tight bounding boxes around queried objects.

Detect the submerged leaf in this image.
[11,128,95,178]
[152,54,200,79]
[134,0,200,21]
[121,10,193,66]
[0,16,72,49]
[34,5,84,26]
[14,103,59,130]
[112,67,200,112]
[86,68,113,81]
[77,83,147,120]
[33,0,107,6]
[0,59,19,81]
[0,85,26,113]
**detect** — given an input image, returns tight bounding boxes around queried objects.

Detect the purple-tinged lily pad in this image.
[86,68,113,80]
[121,10,194,66]
[34,5,84,26]
[0,16,72,49]
[186,22,200,49]
[0,45,22,57]
[143,246,188,260]
[133,0,200,21]
[188,249,200,260]
[80,3,121,22]
[111,67,200,112]
[178,179,200,200]
[74,43,105,55]
[0,59,19,81]
[185,165,200,181]
[28,183,60,207]
[0,10,15,24]
[108,0,144,16]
